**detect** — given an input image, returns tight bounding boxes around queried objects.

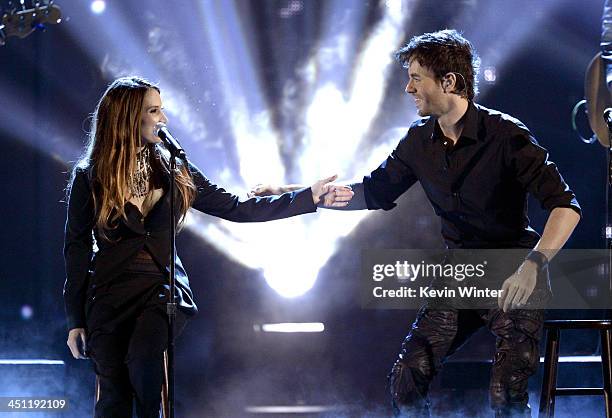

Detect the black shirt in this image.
[363,102,581,249]
[63,159,317,330]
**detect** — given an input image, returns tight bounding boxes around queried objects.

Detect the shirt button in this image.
[145,231,151,237]
[140,217,144,223]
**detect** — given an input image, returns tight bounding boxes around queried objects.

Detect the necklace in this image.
[130,146,151,198]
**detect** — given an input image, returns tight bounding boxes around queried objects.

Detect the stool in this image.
[94,350,169,418]
[538,320,612,418]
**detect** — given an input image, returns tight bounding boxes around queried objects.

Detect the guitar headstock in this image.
[0,1,62,46]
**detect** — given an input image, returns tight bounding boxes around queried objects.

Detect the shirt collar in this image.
[430,101,480,143]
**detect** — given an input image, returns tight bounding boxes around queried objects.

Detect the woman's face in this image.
[140,88,168,145]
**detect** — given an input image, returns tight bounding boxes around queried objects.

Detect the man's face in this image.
[140,88,168,145]
[405,59,446,117]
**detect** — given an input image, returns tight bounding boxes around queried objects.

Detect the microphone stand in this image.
[166,149,180,418]
[607,116,612,295]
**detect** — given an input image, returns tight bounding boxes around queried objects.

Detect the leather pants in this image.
[388,307,543,417]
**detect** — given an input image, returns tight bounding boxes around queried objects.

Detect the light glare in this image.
[20,305,33,320]
[483,66,497,83]
[260,322,325,333]
[90,0,106,14]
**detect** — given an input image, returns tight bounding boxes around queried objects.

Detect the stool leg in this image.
[539,328,560,418]
[602,329,612,418]
[161,350,169,418]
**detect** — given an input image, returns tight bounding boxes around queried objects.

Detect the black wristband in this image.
[525,250,549,270]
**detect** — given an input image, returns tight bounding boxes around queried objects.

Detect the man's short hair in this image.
[395,29,480,100]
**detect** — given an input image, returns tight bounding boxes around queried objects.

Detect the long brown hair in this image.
[73,76,196,239]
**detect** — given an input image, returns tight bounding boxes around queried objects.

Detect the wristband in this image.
[525,250,549,270]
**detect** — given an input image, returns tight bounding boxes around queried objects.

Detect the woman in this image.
[63,76,352,417]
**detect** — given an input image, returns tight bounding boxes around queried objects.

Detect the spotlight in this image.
[20,305,33,320]
[256,322,325,333]
[90,0,106,15]
[385,0,403,18]
[483,66,497,83]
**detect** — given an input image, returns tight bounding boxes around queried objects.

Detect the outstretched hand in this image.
[311,175,354,207]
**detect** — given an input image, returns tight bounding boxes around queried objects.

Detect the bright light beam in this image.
[258,322,325,333]
[186,1,416,298]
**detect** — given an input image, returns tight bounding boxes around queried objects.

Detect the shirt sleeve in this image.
[505,132,581,217]
[362,132,418,210]
[188,162,318,221]
[63,167,95,331]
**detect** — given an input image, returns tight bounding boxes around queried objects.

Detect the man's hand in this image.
[310,175,354,207]
[498,260,538,312]
[67,328,88,359]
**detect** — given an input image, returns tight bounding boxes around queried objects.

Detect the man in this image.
[252,30,580,417]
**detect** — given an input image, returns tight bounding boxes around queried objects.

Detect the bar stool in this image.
[538,320,612,418]
[94,350,169,418]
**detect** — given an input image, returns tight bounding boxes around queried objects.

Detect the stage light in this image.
[181,1,415,299]
[0,359,64,365]
[245,405,339,413]
[256,322,325,333]
[483,66,497,83]
[539,356,602,363]
[20,305,33,320]
[90,0,106,15]
[384,0,403,18]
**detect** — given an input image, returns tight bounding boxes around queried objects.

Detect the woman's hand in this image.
[67,328,88,359]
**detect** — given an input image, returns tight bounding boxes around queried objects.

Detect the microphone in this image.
[604,108,612,127]
[154,123,186,159]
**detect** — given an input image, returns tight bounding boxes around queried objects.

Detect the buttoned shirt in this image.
[363,102,581,249]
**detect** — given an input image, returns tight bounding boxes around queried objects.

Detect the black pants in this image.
[86,271,187,418]
[388,307,543,418]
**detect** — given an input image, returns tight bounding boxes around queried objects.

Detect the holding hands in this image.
[311,175,354,207]
[248,174,354,208]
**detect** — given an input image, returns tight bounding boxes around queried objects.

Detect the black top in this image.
[363,102,581,249]
[63,157,317,330]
